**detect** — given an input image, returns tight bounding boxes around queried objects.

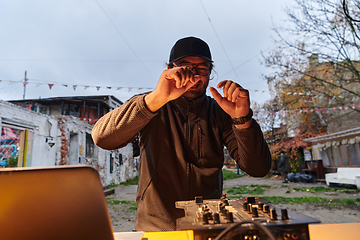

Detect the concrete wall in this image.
[0,100,137,186]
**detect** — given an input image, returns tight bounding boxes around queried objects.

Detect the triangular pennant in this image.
[48,84,54,90]
[23,82,29,87]
[96,86,100,91]
[107,87,112,89]
[62,84,68,87]
[84,86,89,90]
[117,87,122,90]
[73,85,77,91]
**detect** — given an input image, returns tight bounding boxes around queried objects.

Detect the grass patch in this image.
[222,169,245,180]
[226,184,272,195]
[293,186,360,194]
[262,196,360,209]
[120,176,139,186]
[107,182,117,189]
[107,199,137,211]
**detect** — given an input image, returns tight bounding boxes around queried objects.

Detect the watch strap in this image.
[232,108,253,125]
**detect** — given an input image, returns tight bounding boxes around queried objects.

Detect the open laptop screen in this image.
[0,165,114,240]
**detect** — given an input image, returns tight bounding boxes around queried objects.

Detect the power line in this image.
[199,0,240,82]
[94,0,155,81]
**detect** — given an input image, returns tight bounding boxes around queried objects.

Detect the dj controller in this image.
[176,194,320,240]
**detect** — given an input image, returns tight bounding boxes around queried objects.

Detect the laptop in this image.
[0,165,142,240]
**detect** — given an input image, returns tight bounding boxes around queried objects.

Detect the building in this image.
[304,127,360,170]
[0,96,137,186]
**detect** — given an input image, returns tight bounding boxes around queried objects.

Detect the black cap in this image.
[169,36,212,62]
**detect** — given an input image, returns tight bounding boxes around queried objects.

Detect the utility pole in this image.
[23,71,28,100]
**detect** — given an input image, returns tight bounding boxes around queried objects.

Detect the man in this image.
[92,36,271,231]
[278,150,290,183]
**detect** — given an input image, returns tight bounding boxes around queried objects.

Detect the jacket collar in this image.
[173,92,207,108]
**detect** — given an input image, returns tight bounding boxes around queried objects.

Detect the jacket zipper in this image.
[197,120,203,159]
[186,103,191,199]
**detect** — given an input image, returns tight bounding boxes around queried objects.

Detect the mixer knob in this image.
[213,213,220,224]
[270,208,277,220]
[257,202,264,210]
[263,204,270,213]
[195,196,203,204]
[202,212,209,224]
[223,208,228,216]
[281,209,289,220]
[218,202,223,212]
[243,202,248,211]
[252,206,259,217]
[247,204,252,214]
[226,212,234,223]
[246,197,255,203]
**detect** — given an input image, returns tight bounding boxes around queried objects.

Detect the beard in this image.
[183,78,209,99]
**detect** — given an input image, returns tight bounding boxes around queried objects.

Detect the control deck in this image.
[176,195,320,240]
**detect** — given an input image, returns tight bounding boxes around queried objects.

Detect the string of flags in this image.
[0,79,153,92]
[253,102,360,117]
[0,79,270,94]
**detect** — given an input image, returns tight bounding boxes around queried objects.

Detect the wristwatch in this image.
[232,108,253,125]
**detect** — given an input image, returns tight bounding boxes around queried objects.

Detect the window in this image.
[85,133,95,158]
[339,145,349,166]
[349,143,360,166]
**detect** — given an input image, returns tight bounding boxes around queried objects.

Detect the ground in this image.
[106,174,360,232]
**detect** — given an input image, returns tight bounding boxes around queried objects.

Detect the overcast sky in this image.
[0,0,293,104]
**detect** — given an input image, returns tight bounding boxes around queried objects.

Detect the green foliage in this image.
[120,176,139,186]
[293,186,360,194]
[107,200,137,212]
[222,169,245,180]
[226,184,272,195]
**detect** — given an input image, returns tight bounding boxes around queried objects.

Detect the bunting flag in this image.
[48,84,54,89]
[84,86,89,90]
[73,85,77,91]
[23,82,29,87]
[96,86,100,91]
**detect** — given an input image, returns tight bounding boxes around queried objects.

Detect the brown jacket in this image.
[91,93,271,231]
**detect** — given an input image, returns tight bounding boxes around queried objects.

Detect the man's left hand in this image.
[210,80,251,128]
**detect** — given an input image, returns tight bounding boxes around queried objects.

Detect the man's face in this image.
[173,56,211,99]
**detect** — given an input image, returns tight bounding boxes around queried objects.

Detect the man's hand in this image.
[209,80,252,128]
[145,67,200,112]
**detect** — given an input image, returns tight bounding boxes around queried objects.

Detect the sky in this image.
[0,0,294,104]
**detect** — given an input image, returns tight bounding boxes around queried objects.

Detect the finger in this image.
[183,68,195,86]
[209,87,223,104]
[223,81,232,99]
[227,82,238,101]
[217,80,227,88]
[231,87,242,102]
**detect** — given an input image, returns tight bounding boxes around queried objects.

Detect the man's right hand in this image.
[144,67,200,112]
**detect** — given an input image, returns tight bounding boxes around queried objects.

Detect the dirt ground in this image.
[106,174,360,232]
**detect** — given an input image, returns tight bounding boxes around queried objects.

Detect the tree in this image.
[263,0,360,134]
